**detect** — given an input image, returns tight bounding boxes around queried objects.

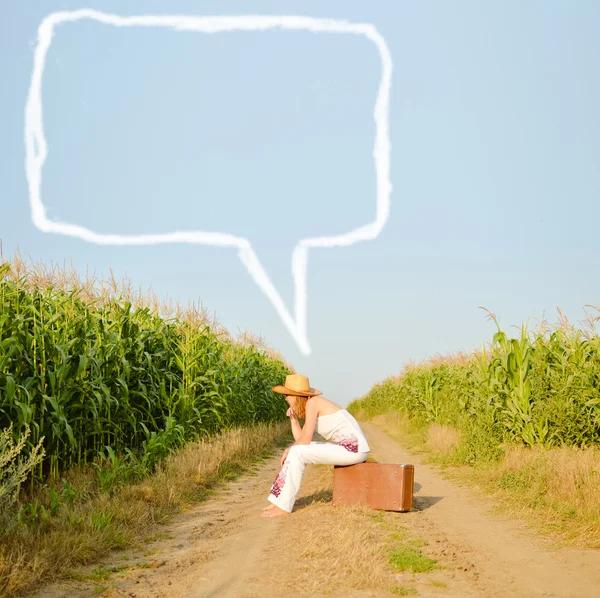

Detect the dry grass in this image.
[480,444,600,547]
[0,422,289,597]
[281,505,393,595]
[425,424,460,456]
[261,465,433,597]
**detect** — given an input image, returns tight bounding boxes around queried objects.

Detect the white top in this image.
[315,409,371,454]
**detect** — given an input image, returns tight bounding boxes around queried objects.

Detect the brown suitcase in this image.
[332,462,414,512]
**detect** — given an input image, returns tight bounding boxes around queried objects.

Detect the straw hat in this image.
[272,374,322,397]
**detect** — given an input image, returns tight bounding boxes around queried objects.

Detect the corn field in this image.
[0,261,291,479]
[349,310,600,461]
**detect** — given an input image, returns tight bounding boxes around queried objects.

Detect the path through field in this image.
[35,422,600,598]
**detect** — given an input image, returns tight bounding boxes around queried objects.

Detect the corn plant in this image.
[0,260,290,490]
[349,311,600,460]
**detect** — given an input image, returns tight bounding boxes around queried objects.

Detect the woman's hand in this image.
[280,447,290,466]
[286,407,298,419]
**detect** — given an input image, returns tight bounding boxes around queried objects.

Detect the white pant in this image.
[267,441,369,513]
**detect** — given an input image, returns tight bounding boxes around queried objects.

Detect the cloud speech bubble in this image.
[25,10,392,355]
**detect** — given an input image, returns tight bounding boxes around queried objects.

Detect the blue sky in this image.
[1,0,600,406]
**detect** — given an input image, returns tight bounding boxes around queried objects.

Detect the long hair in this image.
[293,395,309,419]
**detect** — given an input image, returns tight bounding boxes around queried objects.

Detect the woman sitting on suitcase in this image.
[261,374,371,518]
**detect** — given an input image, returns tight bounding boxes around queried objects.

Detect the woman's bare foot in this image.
[259,505,289,518]
[262,504,275,511]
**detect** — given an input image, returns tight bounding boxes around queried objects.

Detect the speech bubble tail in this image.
[238,243,311,356]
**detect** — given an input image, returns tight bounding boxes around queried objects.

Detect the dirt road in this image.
[361,422,600,598]
[34,421,600,598]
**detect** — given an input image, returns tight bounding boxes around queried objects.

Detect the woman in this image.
[261,374,370,518]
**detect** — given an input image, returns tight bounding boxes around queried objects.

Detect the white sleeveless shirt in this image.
[316,409,370,454]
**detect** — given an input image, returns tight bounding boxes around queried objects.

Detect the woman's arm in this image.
[292,399,318,446]
[288,407,302,441]
[279,401,319,464]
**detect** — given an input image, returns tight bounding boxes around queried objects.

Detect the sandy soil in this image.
[31,422,600,598]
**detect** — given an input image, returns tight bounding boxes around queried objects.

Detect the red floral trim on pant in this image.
[333,434,359,453]
[270,459,290,498]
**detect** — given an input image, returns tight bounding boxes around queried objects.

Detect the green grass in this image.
[65,564,129,583]
[370,512,385,523]
[389,544,436,573]
[392,587,418,596]
[373,515,436,593]
[88,565,129,582]
[430,580,447,588]
[498,470,530,492]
